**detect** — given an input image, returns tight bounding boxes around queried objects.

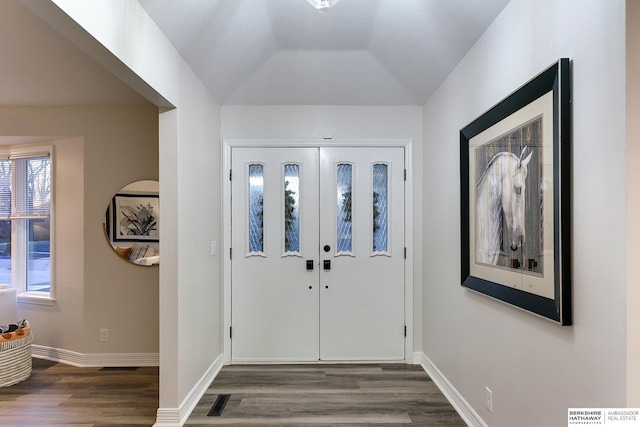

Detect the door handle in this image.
[323,260,331,270]
[306,260,314,271]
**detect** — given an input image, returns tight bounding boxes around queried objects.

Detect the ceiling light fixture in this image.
[305,0,340,14]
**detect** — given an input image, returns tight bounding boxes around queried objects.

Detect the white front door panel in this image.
[319,147,405,361]
[231,146,404,362]
[231,147,320,362]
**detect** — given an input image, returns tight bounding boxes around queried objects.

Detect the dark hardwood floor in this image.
[0,359,465,426]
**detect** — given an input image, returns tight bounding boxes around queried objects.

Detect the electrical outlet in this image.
[100,328,109,343]
[485,386,493,413]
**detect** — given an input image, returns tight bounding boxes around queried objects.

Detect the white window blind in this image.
[0,160,11,219]
[12,156,51,219]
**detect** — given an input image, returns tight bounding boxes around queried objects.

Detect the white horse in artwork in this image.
[476,147,533,265]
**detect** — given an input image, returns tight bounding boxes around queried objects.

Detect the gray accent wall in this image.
[423,1,626,426]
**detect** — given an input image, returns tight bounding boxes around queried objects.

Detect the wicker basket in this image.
[0,333,33,387]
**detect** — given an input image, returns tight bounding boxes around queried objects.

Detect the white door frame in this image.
[222,139,414,364]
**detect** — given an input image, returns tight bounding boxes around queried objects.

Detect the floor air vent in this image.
[207,394,230,417]
[99,367,139,371]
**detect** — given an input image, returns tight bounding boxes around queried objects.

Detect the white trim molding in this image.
[154,353,224,427]
[31,344,160,368]
[17,292,56,306]
[32,345,159,367]
[419,352,487,427]
[154,409,180,427]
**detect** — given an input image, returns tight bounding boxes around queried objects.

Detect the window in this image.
[372,163,388,253]
[0,147,53,302]
[336,163,353,254]
[283,164,300,255]
[248,163,264,255]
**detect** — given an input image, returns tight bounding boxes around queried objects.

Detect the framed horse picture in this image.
[460,59,571,325]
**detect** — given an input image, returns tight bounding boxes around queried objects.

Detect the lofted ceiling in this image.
[138,0,511,105]
[0,0,510,107]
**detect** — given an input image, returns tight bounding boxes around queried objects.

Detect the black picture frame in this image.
[460,59,571,325]
[112,193,159,242]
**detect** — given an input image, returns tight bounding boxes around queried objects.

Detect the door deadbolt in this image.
[323,245,331,253]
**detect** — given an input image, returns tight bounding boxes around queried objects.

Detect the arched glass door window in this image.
[284,164,300,254]
[248,164,264,254]
[336,163,353,254]
[372,163,388,253]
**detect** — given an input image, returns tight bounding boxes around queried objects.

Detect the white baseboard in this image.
[154,409,181,427]
[32,344,159,367]
[419,352,487,427]
[154,353,224,427]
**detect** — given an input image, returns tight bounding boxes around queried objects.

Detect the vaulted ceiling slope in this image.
[138,0,511,106]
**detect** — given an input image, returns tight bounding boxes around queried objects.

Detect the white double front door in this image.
[231,146,405,362]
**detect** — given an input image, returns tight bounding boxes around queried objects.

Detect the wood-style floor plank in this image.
[0,358,158,426]
[185,364,466,426]
[0,359,465,426]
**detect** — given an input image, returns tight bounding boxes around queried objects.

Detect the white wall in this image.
[422,1,626,426]
[222,105,424,351]
[222,106,422,141]
[25,0,224,421]
[0,106,159,355]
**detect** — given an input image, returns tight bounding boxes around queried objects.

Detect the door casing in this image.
[222,139,414,364]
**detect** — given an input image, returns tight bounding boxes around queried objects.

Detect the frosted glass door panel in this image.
[284,164,300,254]
[372,164,388,253]
[248,164,264,254]
[336,163,353,254]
